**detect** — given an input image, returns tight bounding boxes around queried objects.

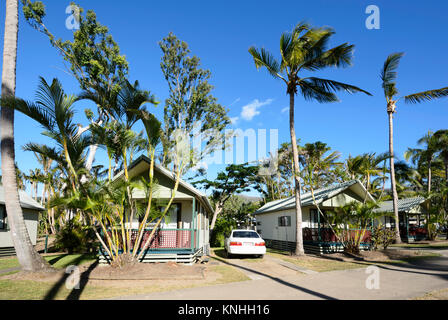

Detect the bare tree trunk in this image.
[290,93,305,256]
[210,202,223,231]
[388,112,402,244]
[1,0,51,272]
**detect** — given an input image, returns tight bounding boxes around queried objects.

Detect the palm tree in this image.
[404,132,439,195]
[249,22,371,255]
[381,52,448,243]
[434,130,448,183]
[0,0,51,272]
[300,141,341,190]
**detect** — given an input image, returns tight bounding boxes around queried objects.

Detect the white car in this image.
[224,229,266,258]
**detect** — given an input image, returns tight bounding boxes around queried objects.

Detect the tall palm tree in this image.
[434,130,448,183]
[381,52,448,243]
[0,0,50,272]
[249,22,371,255]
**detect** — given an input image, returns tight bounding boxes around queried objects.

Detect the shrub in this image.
[371,226,395,250]
[210,218,235,247]
[54,221,96,254]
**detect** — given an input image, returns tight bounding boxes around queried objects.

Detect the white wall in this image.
[0,210,39,248]
[256,208,314,242]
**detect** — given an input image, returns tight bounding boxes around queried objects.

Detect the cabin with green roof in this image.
[254,180,375,254]
[100,155,214,263]
[375,197,428,242]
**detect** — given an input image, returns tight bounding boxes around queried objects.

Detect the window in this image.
[278,216,291,227]
[232,231,260,238]
[0,205,6,230]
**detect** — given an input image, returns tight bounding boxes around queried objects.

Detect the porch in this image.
[98,197,210,264]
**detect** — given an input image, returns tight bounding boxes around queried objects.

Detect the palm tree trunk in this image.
[1,0,51,272]
[388,112,402,244]
[289,93,305,256]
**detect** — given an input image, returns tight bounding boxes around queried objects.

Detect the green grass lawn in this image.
[0,253,249,300]
[0,253,97,273]
[265,248,363,272]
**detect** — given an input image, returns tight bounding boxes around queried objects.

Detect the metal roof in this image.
[0,186,44,211]
[374,197,426,213]
[113,155,214,214]
[255,180,372,215]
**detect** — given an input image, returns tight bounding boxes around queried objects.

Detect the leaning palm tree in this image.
[0,0,51,272]
[249,22,371,255]
[380,52,448,243]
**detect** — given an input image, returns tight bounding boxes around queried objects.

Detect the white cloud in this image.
[230,117,239,124]
[229,98,241,106]
[281,107,289,114]
[240,98,273,121]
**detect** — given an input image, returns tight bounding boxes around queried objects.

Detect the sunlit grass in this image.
[0,254,249,300]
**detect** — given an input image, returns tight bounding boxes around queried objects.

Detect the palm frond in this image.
[301,43,354,71]
[299,81,339,103]
[404,87,448,104]
[1,96,55,130]
[248,47,285,81]
[303,77,372,96]
[381,52,404,97]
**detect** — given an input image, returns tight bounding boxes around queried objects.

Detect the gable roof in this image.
[375,197,426,213]
[0,186,44,211]
[113,155,214,214]
[254,180,374,215]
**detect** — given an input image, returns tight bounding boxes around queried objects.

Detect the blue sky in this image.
[1,0,447,195]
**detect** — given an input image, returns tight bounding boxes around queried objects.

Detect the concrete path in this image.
[112,254,448,300]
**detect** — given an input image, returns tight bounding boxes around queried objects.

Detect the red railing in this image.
[303,227,371,243]
[401,226,427,239]
[106,229,193,251]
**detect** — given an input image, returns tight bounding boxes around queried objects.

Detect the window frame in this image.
[0,205,6,230]
[278,215,291,227]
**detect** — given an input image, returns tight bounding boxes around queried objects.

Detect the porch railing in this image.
[104,228,197,251]
[303,227,372,243]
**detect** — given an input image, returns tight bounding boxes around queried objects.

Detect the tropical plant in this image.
[326,201,384,254]
[371,225,396,250]
[380,52,448,243]
[22,1,130,170]
[249,22,371,255]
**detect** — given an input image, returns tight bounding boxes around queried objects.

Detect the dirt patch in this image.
[3,261,206,282]
[35,236,57,253]
[87,262,206,280]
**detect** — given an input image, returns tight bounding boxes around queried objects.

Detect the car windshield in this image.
[232,231,259,238]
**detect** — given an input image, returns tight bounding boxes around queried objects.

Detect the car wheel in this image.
[258,255,264,259]
[224,248,231,259]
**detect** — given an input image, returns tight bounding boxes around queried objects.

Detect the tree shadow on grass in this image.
[46,254,69,266]
[319,252,448,281]
[66,260,99,300]
[43,254,96,300]
[211,254,337,300]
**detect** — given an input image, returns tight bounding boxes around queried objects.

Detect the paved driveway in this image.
[113,250,448,300]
